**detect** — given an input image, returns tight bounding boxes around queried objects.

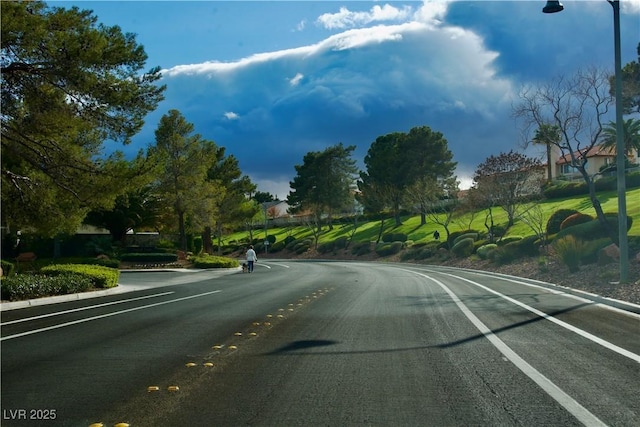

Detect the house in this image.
[548,144,639,181]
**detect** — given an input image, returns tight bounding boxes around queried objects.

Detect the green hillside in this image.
[227,187,640,247]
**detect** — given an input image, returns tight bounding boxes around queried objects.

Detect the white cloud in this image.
[224,112,239,120]
[316,4,414,29]
[289,73,304,86]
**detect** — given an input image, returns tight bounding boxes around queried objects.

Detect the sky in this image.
[53,0,640,197]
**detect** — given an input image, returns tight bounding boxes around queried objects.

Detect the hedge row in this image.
[543,171,640,199]
[1,273,94,301]
[120,253,178,263]
[191,255,239,269]
[41,264,120,289]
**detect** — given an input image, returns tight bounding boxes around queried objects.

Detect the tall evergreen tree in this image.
[152,110,220,251]
[359,126,456,226]
[287,143,358,231]
[1,1,165,235]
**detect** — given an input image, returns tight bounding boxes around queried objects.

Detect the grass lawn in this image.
[227,187,640,247]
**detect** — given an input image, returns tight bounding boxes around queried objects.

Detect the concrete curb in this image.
[1,267,240,312]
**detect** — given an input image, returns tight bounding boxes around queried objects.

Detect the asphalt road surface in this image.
[1,260,639,426]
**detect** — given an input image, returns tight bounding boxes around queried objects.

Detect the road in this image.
[1,260,639,426]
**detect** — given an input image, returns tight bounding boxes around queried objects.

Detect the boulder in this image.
[597,244,619,265]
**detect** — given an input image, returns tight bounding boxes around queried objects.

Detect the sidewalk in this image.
[0,267,240,312]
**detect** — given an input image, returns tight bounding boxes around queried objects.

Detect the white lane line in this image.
[1,290,221,341]
[430,266,640,318]
[408,270,607,427]
[1,292,175,326]
[432,270,640,364]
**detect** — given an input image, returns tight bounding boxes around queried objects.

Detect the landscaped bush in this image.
[553,235,588,272]
[560,213,593,230]
[581,238,613,265]
[317,241,335,254]
[543,181,587,199]
[283,236,296,247]
[375,242,404,256]
[191,255,239,269]
[351,241,371,256]
[447,230,478,248]
[270,241,285,253]
[382,232,407,243]
[451,238,474,258]
[476,244,497,260]
[546,209,580,235]
[1,260,15,277]
[56,257,120,269]
[40,264,119,289]
[490,246,520,265]
[453,233,478,246]
[556,215,632,241]
[120,253,178,263]
[497,236,522,246]
[293,239,313,254]
[511,235,542,257]
[1,273,93,301]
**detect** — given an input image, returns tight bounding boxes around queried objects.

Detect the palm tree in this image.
[532,124,561,181]
[600,118,640,160]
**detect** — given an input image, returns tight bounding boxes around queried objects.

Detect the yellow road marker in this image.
[167,386,180,392]
[147,386,160,392]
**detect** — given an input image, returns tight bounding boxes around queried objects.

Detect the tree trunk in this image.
[376,217,385,244]
[201,226,214,254]
[546,144,552,181]
[178,211,187,251]
[581,170,617,244]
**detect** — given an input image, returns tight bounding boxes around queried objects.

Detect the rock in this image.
[597,244,619,265]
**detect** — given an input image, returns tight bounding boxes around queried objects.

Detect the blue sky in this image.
[54,1,640,197]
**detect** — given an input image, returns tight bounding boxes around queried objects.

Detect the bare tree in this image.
[514,67,617,242]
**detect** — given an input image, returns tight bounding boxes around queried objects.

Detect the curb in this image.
[1,267,240,312]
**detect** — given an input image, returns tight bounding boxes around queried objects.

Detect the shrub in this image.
[317,241,334,254]
[1,260,15,277]
[266,235,277,245]
[1,273,93,301]
[559,213,593,230]
[497,236,522,246]
[283,236,296,247]
[491,246,519,265]
[56,257,120,269]
[120,253,178,263]
[451,238,474,258]
[580,237,613,265]
[556,214,632,241]
[270,241,285,253]
[546,209,579,235]
[447,230,477,247]
[333,236,349,250]
[477,244,498,260]
[453,233,478,246]
[351,242,371,256]
[375,242,404,256]
[293,240,312,254]
[191,255,239,269]
[553,235,588,272]
[382,233,407,243]
[512,235,542,257]
[40,264,119,289]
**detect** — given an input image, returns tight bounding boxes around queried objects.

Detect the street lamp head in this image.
[543,1,564,13]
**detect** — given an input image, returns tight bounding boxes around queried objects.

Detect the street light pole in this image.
[543,0,629,282]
